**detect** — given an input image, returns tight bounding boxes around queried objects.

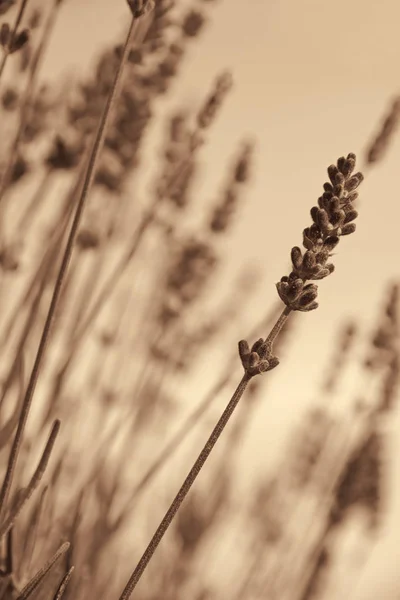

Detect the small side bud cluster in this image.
[238,338,279,378]
[277,153,363,312]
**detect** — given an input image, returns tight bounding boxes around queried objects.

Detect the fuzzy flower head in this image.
[276,153,363,312]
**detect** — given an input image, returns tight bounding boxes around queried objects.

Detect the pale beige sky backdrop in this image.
[37,0,400,597]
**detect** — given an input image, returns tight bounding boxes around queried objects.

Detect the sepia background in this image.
[0,0,400,598]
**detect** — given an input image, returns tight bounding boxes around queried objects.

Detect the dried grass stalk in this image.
[16,541,70,600]
[0,419,60,539]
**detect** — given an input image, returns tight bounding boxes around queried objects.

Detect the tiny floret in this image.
[239,338,279,377]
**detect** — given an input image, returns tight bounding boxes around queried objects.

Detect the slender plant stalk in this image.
[0,529,14,590]
[16,541,70,600]
[0,11,151,518]
[0,346,24,449]
[265,306,292,347]
[118,373,251,599]
[0,420,60,538]
[23,485,48,576]
[5,529,13,576]
[38,244,112,429]
[0,165,84,350]
[118,308,291,599]
[52,566,74,600]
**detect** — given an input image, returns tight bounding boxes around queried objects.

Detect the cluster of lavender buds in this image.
[277,153,363,312]
[238,339,279,377]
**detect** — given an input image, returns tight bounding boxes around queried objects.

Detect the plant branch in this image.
[52,566,74,600]
[16,541,70,600]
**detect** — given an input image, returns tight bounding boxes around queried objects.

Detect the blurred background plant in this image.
[0,0,399,599]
